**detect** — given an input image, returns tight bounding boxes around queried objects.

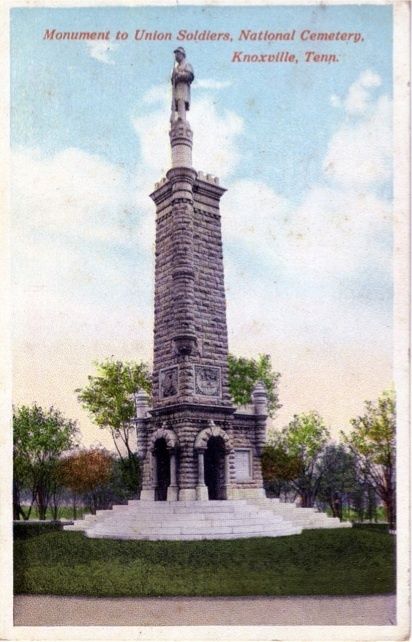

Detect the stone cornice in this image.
[193,178,226,200]
[149,402,236,418]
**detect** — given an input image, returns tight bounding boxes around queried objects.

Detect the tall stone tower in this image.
[135,48,268,502]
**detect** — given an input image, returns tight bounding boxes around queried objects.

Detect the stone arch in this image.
[194,421,232,452]
[149,425,179,452]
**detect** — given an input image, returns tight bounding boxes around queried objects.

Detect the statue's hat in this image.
[173,46,186,56]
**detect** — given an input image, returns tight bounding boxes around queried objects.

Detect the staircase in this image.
[245,498,352,530]
[64,498,350,540]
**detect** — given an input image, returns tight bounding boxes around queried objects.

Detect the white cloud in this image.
[141,84,167,105]
[323,95,391,187]
[221,73,392,333]
[86,41,118,65]
[11,147,139,246]
[344,70,382,114]
[133,87,244,181]
[11,146,155,362]
[330,94,341,108]
[222,178,290,271]
[194,78,232,90]
[330,69,382,115]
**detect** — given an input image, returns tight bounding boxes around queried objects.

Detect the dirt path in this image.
[14,594,396,626]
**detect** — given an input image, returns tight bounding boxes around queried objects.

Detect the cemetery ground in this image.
[14,527,395,598]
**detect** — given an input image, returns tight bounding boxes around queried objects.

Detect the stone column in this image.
[167,450,178,501]
[251,381,269,498]
[196,450,208,500]
[169,119,193,168]
[135,389,150,459]
[178,442,197,501]
[252,381,268,456]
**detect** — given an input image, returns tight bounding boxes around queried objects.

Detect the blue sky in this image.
[11,4,393,446]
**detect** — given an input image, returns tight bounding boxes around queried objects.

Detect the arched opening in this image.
[204,436,226,500]
[154,438,170,501]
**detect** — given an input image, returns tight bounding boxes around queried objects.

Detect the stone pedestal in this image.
[140,489,155,501]
[196,485,209,501]
[167,486,178,501]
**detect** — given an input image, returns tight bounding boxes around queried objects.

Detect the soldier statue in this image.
[171,47,194,123]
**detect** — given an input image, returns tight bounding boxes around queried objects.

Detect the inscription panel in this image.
[235,449,252,482]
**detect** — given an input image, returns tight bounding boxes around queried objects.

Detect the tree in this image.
[279,411,330,507]
[13,404,79,520]
[344,389,396,530]
[261,434,302,498]
[76,359,151,494]
[58,448,114,515]
[317,443,359,519]
[228,353,281,417]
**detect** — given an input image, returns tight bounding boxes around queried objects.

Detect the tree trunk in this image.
[384,497,396,531]
[299,491,314,508]
[329,493,337,517]
[13,480,22,521]
[36,487,48,520]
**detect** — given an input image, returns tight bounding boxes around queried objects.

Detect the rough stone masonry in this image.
[135,48,268,502]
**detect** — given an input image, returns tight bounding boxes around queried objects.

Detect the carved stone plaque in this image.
[159,366,178,399]
[194,365,221,397]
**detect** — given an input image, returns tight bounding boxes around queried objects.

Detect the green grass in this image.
[20,506,90,521]
[325,506,387,523]
[14,529,395,597]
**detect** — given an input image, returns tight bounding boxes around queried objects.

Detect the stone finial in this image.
[135,389,150,420]
[252,381,268,416]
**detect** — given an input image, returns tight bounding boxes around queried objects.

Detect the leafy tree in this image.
[13,404,79,520]
[344,389,396,530]
[280,411,330,507]
[261,434,302,498]
[228,353,281,417]
[76,359,151,494]
[317,443,359,519]
[58,448,114,515]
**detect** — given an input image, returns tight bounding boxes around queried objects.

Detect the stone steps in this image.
[64,497,351,539]
[246,499,352,529]
[86,530,302,541]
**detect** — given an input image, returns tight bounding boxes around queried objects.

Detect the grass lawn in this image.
[14,529,395,598]
[19,506,90,521]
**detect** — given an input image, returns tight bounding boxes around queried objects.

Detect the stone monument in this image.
[134,47,268,503]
